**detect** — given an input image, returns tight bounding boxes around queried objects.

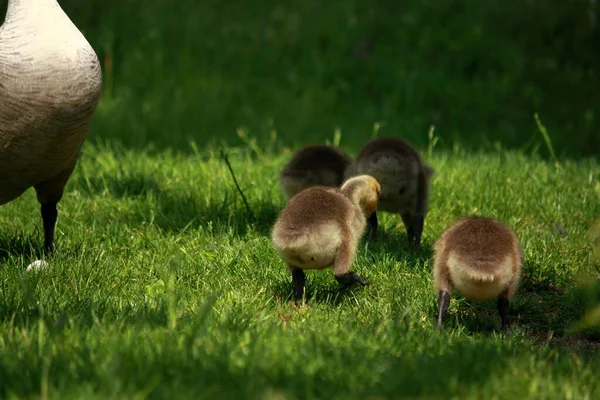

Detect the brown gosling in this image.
[433,216,524,332]
[271,175,381,299]
[280,145,352,200]
[348,137,434,251]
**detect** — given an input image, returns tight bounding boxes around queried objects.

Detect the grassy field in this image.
[0,140,598,398]
[1,0,600,398]
[52,0,600,157]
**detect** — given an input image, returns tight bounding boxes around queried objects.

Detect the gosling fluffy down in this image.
[279,145,352,200]
[433,216,523,331]
[271,175,380,299]
[348,137,433,251]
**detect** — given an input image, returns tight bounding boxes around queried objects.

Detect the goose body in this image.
[0,0,102,250]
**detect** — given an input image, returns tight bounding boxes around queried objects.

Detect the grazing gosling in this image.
[271,175,381,299]
[280,145,352,200]
[348,137,434,251]
[433,216,523,331]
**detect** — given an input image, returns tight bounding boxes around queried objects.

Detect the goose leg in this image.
[436,290,450,330]
[367,211,378,242]
[40,203,58,252]
[34,166,75,253]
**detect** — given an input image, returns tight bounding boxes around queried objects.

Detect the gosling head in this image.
[340,175,381,217]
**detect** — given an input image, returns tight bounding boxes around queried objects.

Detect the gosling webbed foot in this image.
[335,271,369,289]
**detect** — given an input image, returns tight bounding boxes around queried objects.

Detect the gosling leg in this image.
[497,296,510,333]
[411,214,424,252]
[367,211,378,242]
[436,290,450,330]
[291,267,306,300]
[401,211,424,252]
[401,211,415,246]
[333,241,368,289]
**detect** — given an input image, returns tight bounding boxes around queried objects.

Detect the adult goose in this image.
[0,0,103,251]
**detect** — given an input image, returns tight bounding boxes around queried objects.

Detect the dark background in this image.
[2,0,599,157]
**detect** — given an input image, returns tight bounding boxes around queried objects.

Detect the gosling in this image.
[433,216,523,331]
[348,137,433,251]
[271,175,381,299]
[280,145,352,200]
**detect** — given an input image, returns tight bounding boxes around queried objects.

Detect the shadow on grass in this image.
[77,172,162,200]
[435,287,570,335]
[520,260,570,295]
[364,232,435,268]
[0,295,195,333]
[356,221,436,262]
[76,176,281,237]
[150,191,280,237]
[438,273,600,340]
[0,232,42,264]
[0,229,89,266]
[268,228,434,305]
[0,317,520,399]
[270,272,373,307]
[439,298,509,334]
[74,168,278,235]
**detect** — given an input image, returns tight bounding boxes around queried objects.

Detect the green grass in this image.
[0,142,599,398]
[31,0,600,157]
[1,0,600,396]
